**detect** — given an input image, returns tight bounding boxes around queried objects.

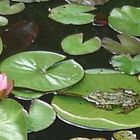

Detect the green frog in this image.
[84,89,140,114]
[65,0,109,6]
[112,131,138,140]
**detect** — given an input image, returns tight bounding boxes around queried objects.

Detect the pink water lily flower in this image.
[0,73,14,99]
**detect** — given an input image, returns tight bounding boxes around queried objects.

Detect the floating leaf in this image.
[0,16,8,27]
[11,0,50,3]
[12,88,44,100]
[102,34,140,55]
[65,0,109,6]
[0,0,25,15]
[48,4,96,25]
[61,33,101,55]
[111,54,140,75]
[109,6,140,36]
[0,51,84,92]
[0,98,27,140]
[52,69,140,130]
[27,99,56,132]
[0,37,3,55]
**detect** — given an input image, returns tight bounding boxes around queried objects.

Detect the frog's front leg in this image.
[96,103,113,111]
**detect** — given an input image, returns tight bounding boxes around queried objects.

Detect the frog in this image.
[65,0,109,6]
[84,89,140,114]
[112,130,138,140]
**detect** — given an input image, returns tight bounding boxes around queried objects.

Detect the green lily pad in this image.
[12,88,44,100]
[109,6,140,36]
[0,51,84,91]
[0,0,25,15]
[27,99,56,132]
[52,69,140,130]
[102,34,140,55]
[0,16,8,27]
[111,54,140,75]
[0,37,3,55]
[11,0,50,3]
[61,33,101,55]
[48,4,96,25]
[0,98,27,140]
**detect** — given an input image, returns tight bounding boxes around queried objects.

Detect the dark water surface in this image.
[1,0,140,139]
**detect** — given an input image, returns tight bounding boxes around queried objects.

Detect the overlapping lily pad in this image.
[109,6,140,36]
[52,69,140,130]
[0,0,25,15]
[11,0,50,3]
[0,37,3,55]
[27,99,56,132]
[61,33,101,55]
[102,34,140,55]
[48,4,96,25]
[0,16,8,27]
[0,51,84,92]
[0,98,27,140]
[111,54,140,75]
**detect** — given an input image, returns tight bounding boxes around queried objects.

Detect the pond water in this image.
[1,0,140,139]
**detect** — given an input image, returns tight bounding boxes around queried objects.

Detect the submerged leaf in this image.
[27,99,56,132]
[11,0,50,3]
[61,33,101,55]
[48,4,96,25]
[52,69,140,130]
[0,0,25,15]
[0,16,8,27]
[111,54,140,75]
[102,34,140,55]
[0,51,84,91]
[109,6,140,36]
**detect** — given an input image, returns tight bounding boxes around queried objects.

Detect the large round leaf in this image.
[109,6,140,36]
[0,0,25,15]
[27,99,56,132]
[48,4,96,25]
[0,16,8,27]
[0,98,27,140]
[61,33,101,55]
[52,69,140,130]
[0,51,84,91]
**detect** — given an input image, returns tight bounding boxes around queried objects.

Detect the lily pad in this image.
[0,16,8,27]
[0,37,3,55]
[0,0,25,15]
[0,98,27,140]
[27,99,56,132]
[11,0,50,3]
[110,54,140,75]
[48,4,96,25]
[52,69,140,130]
[109,6,140,36]
[61,33,101,55]
[102,34,140,55]
[0,51,84,91]
[12,88,44,100]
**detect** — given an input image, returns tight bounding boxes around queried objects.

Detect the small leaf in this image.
[0,0,25,15]
[0,98,27,140]
[27,99,56,132]
[48,4,96,25]
[0,37,3,55]
[102,34,140,55]
[109,6,140,36]
[0,51,84,91]
[61,33,101,55]
[0,16,8,27]
[111,54,140,75]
